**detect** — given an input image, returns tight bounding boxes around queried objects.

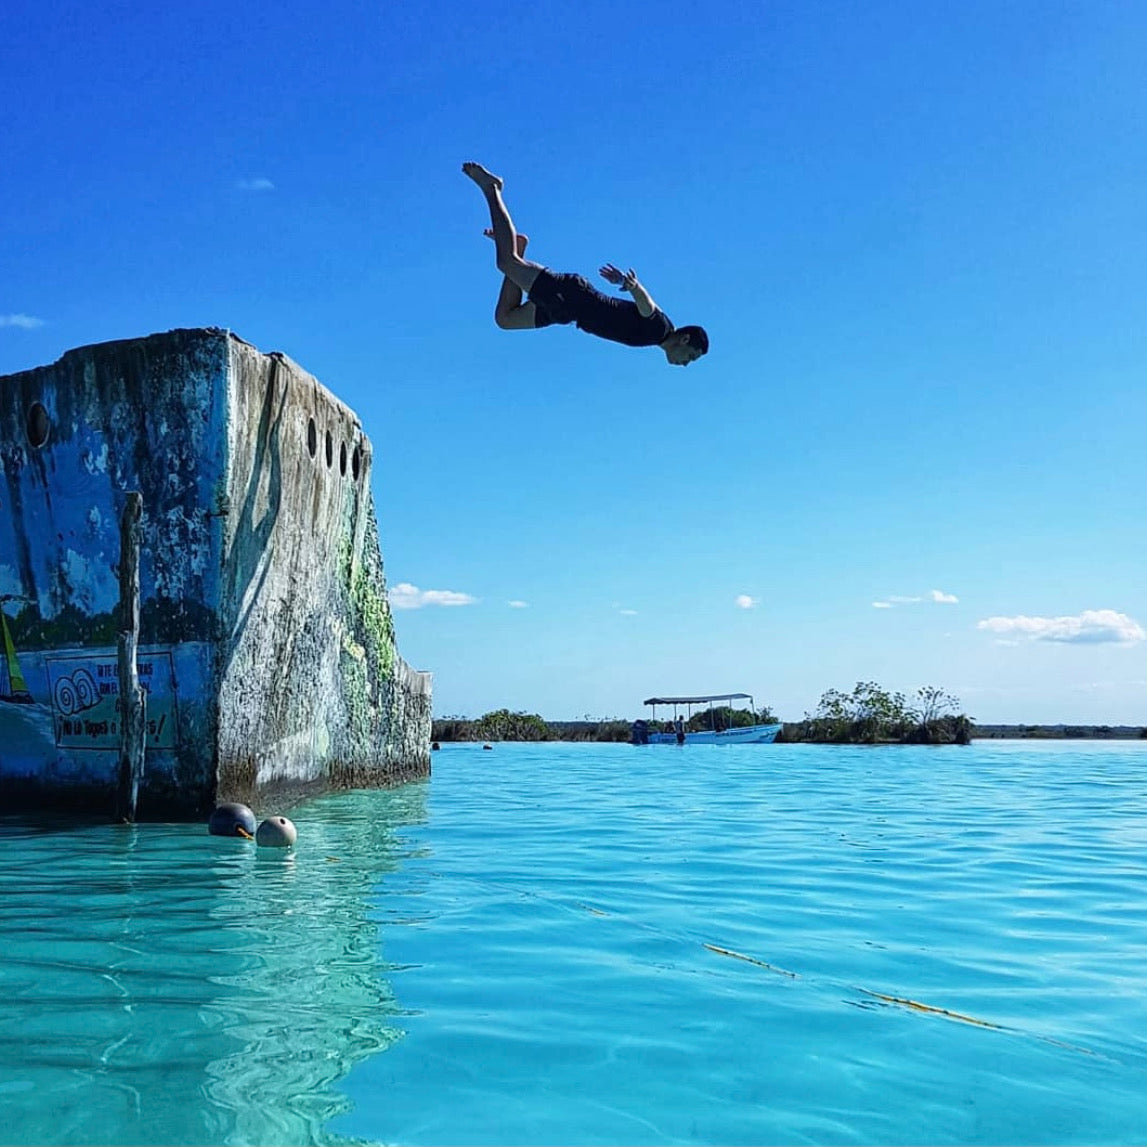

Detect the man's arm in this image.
[600,263,659,317]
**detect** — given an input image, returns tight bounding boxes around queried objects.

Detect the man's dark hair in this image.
[676,325,709,354]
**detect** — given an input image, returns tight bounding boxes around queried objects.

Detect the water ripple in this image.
[0,787,428,1146]
[5,743,1147,1145]
[335,741,1147,1146]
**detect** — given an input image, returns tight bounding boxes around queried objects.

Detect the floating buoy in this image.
[431,741,440,751]
[208,802,256,839]
[482,743,493,750]
[256,815,297,848]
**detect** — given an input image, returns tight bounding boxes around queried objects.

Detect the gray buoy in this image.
[209,802,256,838]
[256,815,297,848]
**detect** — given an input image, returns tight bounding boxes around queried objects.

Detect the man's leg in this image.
[487,230,538,329]
[463,162,542,293]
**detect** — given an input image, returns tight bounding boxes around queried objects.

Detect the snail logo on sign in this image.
[45,651,180,751]
[53,668,100,716]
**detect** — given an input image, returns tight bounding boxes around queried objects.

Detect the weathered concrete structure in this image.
[0,329,431,817]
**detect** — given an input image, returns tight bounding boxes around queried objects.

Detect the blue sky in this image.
[3,0,1145,723]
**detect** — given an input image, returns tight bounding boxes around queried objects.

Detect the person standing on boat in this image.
[462,162,709,366]
[674,716,686,745]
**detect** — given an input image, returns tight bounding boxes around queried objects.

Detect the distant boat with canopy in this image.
[630,693,781,745]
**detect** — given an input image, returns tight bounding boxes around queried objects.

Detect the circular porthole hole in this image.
[307,417,317,458]
[325,429,333,468]
[27,403,50,449]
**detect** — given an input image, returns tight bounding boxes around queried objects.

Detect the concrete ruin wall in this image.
[214,338,431,805]
[0,328,430,817]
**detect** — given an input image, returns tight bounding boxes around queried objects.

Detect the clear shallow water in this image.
[0,785,429,1146]
[3,742,1147,1145]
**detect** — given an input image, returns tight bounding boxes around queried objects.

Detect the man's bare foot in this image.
[462,161,503,192]
[484,227,527,254]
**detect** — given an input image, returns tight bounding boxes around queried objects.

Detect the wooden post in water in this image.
[114,492,147,822]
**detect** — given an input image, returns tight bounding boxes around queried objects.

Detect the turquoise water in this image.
[3,742,1147,1145]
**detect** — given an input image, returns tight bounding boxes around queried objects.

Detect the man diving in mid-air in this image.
[463,162,709,366]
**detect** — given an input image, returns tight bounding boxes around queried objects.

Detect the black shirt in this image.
[529,271,675,348]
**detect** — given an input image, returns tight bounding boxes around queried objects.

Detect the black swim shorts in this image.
[527,270,594,329]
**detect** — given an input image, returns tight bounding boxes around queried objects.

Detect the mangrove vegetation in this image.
[431,683,977,744]
[431,684,1145,745]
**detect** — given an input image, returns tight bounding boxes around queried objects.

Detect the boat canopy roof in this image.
[643,693,753,706]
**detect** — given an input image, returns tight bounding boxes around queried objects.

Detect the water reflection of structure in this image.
[0,782,428,1145]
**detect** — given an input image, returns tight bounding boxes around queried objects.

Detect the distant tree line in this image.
[431,688,976,745]
[779,682,971,745]
[976,724,1147,739]
[432,710,633,743]
[431,686,1147,746]
[683,705,779,732]
[431,705,782,743]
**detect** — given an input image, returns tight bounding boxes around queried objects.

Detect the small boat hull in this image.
[643,723,781,746]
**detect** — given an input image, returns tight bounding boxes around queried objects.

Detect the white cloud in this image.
[977,609,1145,645]
[388,582,476,610]
[507,600,528,609]
[0,314,45,329]
[873,590,959,608]
[619,608,638,616]
[237,178,275,191]
[735,594,757,609]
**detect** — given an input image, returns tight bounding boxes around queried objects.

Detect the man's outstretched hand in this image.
[600,264,639,292]
[600,263,658,317]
